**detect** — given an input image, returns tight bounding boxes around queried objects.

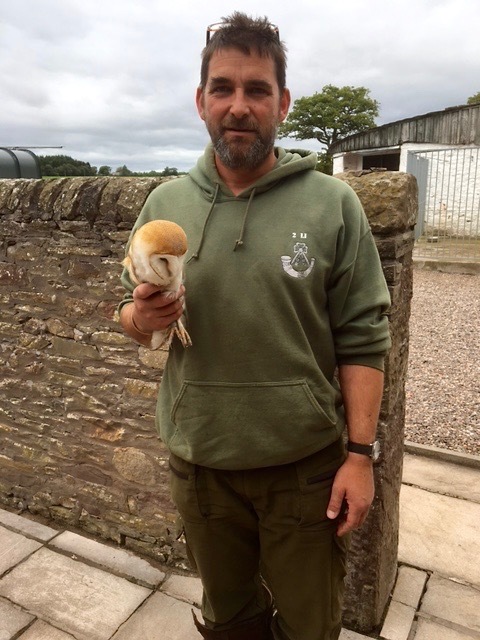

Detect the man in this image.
[119,12,391,640]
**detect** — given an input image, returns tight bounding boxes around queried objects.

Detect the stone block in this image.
[50,336,100,360]
[380,600,415,640]
[0,547,150,640]
[0,596,34,638]
[0,262,28,286]
[161,574,203,607]
[0,525,43,576]
[0,508,58,541]
[339,630,371,639]
[16,619,77,639]
[399,485,480,586]
[420,574,480,633]
[51,530,165,588]
[337,171,418,234]
[414,618,476,640]
[392,566,428,609]
[124,378,159,398]
[110,591,200,640]
[402,454,480,503]
[113,447,157,485]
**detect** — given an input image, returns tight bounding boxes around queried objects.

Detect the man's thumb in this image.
[327,488,343,520]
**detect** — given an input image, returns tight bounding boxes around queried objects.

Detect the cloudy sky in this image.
[1,0,479,172]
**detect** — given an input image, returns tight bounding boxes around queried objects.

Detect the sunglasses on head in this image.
[206,22,280,45]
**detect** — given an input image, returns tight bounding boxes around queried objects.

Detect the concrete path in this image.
[0,449,479,640]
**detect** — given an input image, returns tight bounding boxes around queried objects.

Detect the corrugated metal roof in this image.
[0,147,42,178]
[330,104,480,154]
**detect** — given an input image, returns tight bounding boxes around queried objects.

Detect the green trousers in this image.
[169,438,349,640]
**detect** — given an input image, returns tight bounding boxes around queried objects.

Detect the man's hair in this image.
[200,12,288,91]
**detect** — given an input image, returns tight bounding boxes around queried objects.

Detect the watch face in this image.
[372,441,381,462]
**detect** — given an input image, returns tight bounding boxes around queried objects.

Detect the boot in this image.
[192,608,274,639]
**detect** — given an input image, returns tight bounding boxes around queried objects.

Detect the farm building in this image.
[330,104,480,262]
[0,147,42,178]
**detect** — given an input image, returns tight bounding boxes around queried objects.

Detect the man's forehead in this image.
[206,47,276,80]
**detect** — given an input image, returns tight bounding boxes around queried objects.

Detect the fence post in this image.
[336,170,417,632]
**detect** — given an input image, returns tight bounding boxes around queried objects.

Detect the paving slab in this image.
[17,620,77,640]
[399,484,480,586]
[111,591,200,640]
[403,454,480,503]
[0,508,58,542]
[0,596,34,639]
[50,530,165,587]
[339,629,372,639]
[420,574,480,633]
[391,566,428,609]
[0,525,42,576]
[414,618,479,640]
[0,547,150,640]
[380,600,415,640]
[161,574,203,607]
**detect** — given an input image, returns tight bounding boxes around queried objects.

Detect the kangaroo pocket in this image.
[167,379,341,469]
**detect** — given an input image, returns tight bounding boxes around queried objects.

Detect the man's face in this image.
[196,48,290,172]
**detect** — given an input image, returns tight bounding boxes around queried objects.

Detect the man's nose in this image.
[229,90,250,118]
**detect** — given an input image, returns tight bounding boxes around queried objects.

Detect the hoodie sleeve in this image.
[327,187,391,371]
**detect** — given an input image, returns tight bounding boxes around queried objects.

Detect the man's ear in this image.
[279,88,291,123]
[196,86,205,121]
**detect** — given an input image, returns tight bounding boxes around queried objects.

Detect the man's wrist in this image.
[347,440,381,462]
[130,308,153,336]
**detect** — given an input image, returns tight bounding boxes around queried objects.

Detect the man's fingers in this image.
[327,486,345,520]
[134,283,185,301]
[336,503,369,536]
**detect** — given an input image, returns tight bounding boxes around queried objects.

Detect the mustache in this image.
[221,117,259,132]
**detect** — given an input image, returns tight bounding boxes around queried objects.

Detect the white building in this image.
[330,104,480,256]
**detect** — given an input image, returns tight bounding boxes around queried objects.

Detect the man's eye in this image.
[249,87,269,96]
[211,86,230,94]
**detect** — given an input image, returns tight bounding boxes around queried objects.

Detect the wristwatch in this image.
[347,440,381,462]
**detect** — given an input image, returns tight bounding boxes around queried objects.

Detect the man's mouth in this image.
[222,120,258,134]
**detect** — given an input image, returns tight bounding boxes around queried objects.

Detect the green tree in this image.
[278,85,379,151]
[98,165,112,176]
[315,151,333,175]
[38,155,97,177]
[115,165,133,176]
[467,91,480,105]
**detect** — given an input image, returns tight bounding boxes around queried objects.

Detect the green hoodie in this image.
[120,145,391,469]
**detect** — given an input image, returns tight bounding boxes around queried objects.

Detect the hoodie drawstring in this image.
[187,183,220,263]
[187,184,257,260]
[234,188,256,251]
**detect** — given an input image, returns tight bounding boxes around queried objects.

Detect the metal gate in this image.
[407,147,480,262]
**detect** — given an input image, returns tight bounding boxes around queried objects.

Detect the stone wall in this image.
[0,176,187,565]
[338,170,416,631]
[0,172,417,632]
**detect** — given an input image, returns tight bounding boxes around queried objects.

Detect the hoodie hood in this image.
[189,143,318,200]
[187,144,319,258]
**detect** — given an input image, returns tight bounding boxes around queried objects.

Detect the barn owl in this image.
[123,220,192,349]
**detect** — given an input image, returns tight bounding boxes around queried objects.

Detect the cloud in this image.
[1,0,479,171]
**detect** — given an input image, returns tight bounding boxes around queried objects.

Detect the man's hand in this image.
[131,283,185,334]
[119,284,185,346]
[326,453,375,537]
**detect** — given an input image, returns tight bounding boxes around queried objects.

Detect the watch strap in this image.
[347,441,374,456]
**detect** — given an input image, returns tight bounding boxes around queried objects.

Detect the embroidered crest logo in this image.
[281,241,315,279]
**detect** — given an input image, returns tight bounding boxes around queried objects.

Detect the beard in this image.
[206,116,278,171]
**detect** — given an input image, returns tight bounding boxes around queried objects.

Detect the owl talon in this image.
[158,320,191,349]
[174,319,192,348]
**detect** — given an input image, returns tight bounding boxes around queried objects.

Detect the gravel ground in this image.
[405,268,480,455]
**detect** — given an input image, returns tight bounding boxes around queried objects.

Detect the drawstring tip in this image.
[233,240,244,251]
